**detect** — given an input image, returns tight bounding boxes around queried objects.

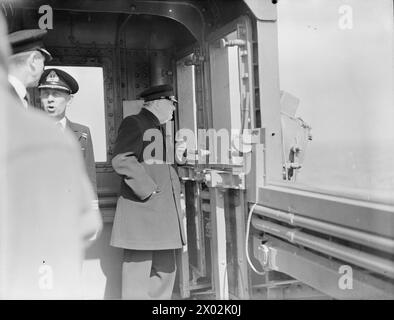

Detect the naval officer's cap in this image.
[38,68,79,94]
[140,84,177,103]
[8,29,52,62]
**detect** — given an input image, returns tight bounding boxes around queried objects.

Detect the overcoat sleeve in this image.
[112,116,157,200]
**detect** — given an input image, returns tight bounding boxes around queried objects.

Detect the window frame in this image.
[252,9,394,236]
[46,47,117,172]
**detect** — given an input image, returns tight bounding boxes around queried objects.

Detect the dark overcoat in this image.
[66,119,97,195]
[110,108,186,250]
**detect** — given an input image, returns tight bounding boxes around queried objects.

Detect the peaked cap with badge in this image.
[38,68,79,94]
[139,84,177,102]
[8,29,52,62]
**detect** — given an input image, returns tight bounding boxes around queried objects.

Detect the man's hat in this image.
[140,84,177,102]
[38,68,79,94]
[8,29,52,62]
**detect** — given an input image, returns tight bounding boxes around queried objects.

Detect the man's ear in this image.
[27,51,43,72]
[67,94,74,106]
[26,52,36,71]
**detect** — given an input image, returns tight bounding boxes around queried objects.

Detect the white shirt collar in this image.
[8,75,28,109]
[56,117,67,131]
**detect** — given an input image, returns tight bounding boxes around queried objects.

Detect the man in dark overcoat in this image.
[110,84,186,299]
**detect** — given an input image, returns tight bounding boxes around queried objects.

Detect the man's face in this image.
[157,98,176,124]
[40,88,72,120]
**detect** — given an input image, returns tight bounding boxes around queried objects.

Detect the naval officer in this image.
[38,68,98,196]
[0,15,102,298]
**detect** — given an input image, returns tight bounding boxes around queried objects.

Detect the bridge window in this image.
[45,66,108,163]
[276,0,394,202]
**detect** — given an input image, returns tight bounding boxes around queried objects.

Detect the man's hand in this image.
[112,152,158,200]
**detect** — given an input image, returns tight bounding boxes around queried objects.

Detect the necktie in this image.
[22,94,29,109]
[24,91,31,105]
[56,122,64,131]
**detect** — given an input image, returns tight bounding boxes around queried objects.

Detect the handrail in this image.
[252,217,394,279]
[253,204,394,254]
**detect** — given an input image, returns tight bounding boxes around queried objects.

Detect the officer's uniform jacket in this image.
[1,91,102,299]
[66,118,97,196]
[110,108,186,250]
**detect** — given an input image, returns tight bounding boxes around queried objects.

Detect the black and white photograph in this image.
[0,0,393,307]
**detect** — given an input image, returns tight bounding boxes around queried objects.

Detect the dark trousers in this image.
[122,249,177,299]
